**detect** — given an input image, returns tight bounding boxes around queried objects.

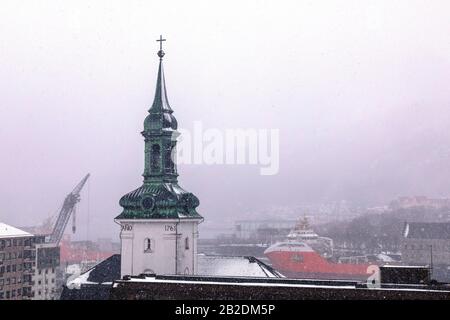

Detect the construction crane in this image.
[47,174,90,245]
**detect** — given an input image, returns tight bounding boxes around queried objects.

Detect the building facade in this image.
[401,222,450,266]
[0,224,60,300]
[31,241,60,300]
[115,39,203,277]
[0,223,34,300]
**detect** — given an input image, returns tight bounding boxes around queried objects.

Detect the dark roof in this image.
[60,284,111,300]
[85,254,121,283]
[111,276,450,300]
[60,255,120,300]
[404,222,450,240]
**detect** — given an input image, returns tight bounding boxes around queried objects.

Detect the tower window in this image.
[185,237,190,250]
[144,238,154,253]
[165,144,175,171]
[151,144,161,172]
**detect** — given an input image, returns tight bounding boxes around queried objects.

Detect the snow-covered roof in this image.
[66,254,121,289]
[121,276,356,290]
[380,265,429,268]
[197,255,281,278]
[66,264,82,275]
[67,269,97,289]
[376,253,395,263]
[65,254,282,290]
[0,222,33,238]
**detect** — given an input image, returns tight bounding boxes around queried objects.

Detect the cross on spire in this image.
[157,35,166,59]
[157,35,166,50]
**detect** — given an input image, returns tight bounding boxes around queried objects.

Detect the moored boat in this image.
[264,217,373,280]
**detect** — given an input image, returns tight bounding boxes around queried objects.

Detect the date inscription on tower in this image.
[121,224,133,231]
[164,225,175,232]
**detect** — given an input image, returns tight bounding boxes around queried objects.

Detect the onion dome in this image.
[116,183,201,220]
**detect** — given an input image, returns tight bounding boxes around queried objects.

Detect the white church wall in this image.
[118,219,201,277]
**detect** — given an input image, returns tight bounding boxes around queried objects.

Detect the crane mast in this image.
[48,174,90,245]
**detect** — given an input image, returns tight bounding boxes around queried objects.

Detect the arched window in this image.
[150,144,161,172]
[165,144,175,170]
[185,237,190,250]
[170,145,176,171]
[144,238,154,253]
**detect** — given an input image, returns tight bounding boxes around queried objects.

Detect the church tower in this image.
[115,36,203,277]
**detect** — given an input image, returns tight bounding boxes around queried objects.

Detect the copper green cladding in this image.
[116,39,202,220]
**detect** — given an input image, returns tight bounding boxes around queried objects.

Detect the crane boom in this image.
[48,174,90,244]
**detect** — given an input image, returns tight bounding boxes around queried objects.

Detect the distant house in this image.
[390,196,450,210]
[234,220,297,241]
[401,222,450,267]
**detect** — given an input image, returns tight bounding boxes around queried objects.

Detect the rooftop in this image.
[62,255,450,300]
[0,222,33,239]
[197,254,282,278]
[66,254,282,290]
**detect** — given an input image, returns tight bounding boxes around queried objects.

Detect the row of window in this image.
[1,263,34,274]
[0,266,53,277]
[0,239,24,248]
[0,274,55,288]
[0,251,24,261]
[0,288,57,300]
[0,237,45,250]
[32,287,56,298]
[0,264,23,274]
[0,288,23,299]
[35,278,55,285]
[143,237,190,253]
[38,268,55,275]
[0,276,22,286]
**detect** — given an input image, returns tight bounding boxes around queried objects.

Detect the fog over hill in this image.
[1,1,450,240]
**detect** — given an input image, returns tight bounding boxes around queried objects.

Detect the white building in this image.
[31,241,59,300]
[117,219,201,276]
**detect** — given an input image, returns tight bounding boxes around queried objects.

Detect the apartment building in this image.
[0,223,34,300]
[1,223,60,300]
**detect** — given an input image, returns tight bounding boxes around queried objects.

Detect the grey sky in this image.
[1,0,450,240]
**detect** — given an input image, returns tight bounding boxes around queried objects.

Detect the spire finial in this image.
[156,35,166,59]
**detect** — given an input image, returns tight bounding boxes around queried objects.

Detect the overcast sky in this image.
[1,0,450,240]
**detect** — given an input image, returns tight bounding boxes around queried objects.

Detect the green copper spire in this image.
[149,60,173,113]
[116,36,202,221]
[148,35,173,114]
[144,37,177,132]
